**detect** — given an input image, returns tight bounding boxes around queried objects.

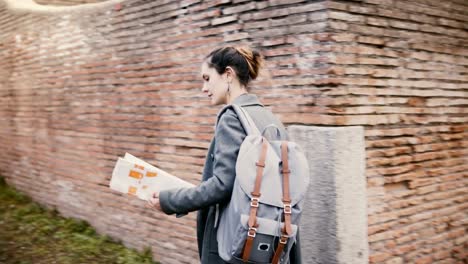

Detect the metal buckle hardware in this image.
[247,227,257,237]
[279,235,288,244]
[284,203,292,214]
[250,197,260,208]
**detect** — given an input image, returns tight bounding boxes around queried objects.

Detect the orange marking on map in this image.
[129,170,143,179]
[128,186,137,195]
[134,164,145,170]
[146,171,158,177]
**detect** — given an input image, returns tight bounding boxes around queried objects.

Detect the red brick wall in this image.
[0,0,466,263]
[325,1,467,263]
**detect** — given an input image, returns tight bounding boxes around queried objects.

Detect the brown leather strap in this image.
[281,141,291,202]
[270,142,293,264]
[251,138,268,197]
[248,202,259,228]
[281,141,293,236]
[242,137,269,262]
[283,209,292,236]
[247,138,268,228]
[271,235,288,264]
[242,230,256,261]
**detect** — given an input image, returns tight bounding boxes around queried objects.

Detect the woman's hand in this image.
[147,192,162,212]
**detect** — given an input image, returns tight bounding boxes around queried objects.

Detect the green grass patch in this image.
[0,176,158,264]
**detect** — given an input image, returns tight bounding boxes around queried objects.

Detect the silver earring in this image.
[227,82,231,94]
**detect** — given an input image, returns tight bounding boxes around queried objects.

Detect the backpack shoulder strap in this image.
[232,104,261,136]
[215,104,261,136]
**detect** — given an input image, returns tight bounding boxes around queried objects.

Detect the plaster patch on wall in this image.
[56,180,85,208]
[109,213,138,227]
[15,34,23,44]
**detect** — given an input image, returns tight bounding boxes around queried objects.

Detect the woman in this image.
[147,46,301,263]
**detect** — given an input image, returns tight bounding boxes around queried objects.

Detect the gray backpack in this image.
[216,104,310,264]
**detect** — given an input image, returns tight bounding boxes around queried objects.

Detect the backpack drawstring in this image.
[214,203,219,228]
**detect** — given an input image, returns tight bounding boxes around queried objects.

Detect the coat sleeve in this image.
[159,109,246,215]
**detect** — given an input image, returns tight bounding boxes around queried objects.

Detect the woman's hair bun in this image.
[234,46,264,81]
[205,45,265,88]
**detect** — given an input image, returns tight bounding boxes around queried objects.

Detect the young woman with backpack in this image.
[147,46,302,264]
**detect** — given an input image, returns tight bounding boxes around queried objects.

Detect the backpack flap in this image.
[236,137,310,208]
[269,140,310,204]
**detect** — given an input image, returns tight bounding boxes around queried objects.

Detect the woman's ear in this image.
[225,66,235,81]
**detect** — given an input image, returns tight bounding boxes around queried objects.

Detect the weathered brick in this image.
[269,0,308,6]
[224,32,249,42]
[309,10,328,21]
[222,1,256,15]
[389,20,419,30]
[377,7,409,20]
[415,256,433,264]
[349,5,377,14]
[289,21,327,34]
[364,0,394,5]
[288,2,326,14]
[251,7,289,20]
[394,244,417,255]
[367,16,389,27]
[331,32,356,42]
[329,10,365,22]
[261,37,286,46]
[385,257,403,264]
[409,13,437,24]
[211,14,238,25]
[369,230,395,242]
[270,14,307,27]
[243,20,269,29]
[357,36,385,45]
[437,18,465,29]
[326,1,348,11]
[369,251,392,263]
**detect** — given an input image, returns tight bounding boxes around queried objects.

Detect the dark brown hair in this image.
[204,46,265,90]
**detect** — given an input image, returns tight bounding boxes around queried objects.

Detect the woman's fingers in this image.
[147,198,154,207]
[146,200,153,208]
[147,197,162,211]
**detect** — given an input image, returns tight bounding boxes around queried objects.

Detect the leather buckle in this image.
[284,204,292,214]
[279,235,288,244]
[248,227,257,237]
[250,197,260,208]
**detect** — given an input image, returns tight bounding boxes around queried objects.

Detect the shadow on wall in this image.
[1,0,122,13]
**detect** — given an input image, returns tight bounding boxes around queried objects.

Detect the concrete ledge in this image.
[288,125,368,264]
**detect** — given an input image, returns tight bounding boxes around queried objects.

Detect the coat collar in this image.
[231,93,264,107]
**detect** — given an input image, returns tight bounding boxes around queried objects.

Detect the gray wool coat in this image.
[159,93,302,264]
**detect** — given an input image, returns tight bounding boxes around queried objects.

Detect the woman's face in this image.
[200,61,228,105]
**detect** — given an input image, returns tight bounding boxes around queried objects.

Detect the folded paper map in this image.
[110,153,195,200]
